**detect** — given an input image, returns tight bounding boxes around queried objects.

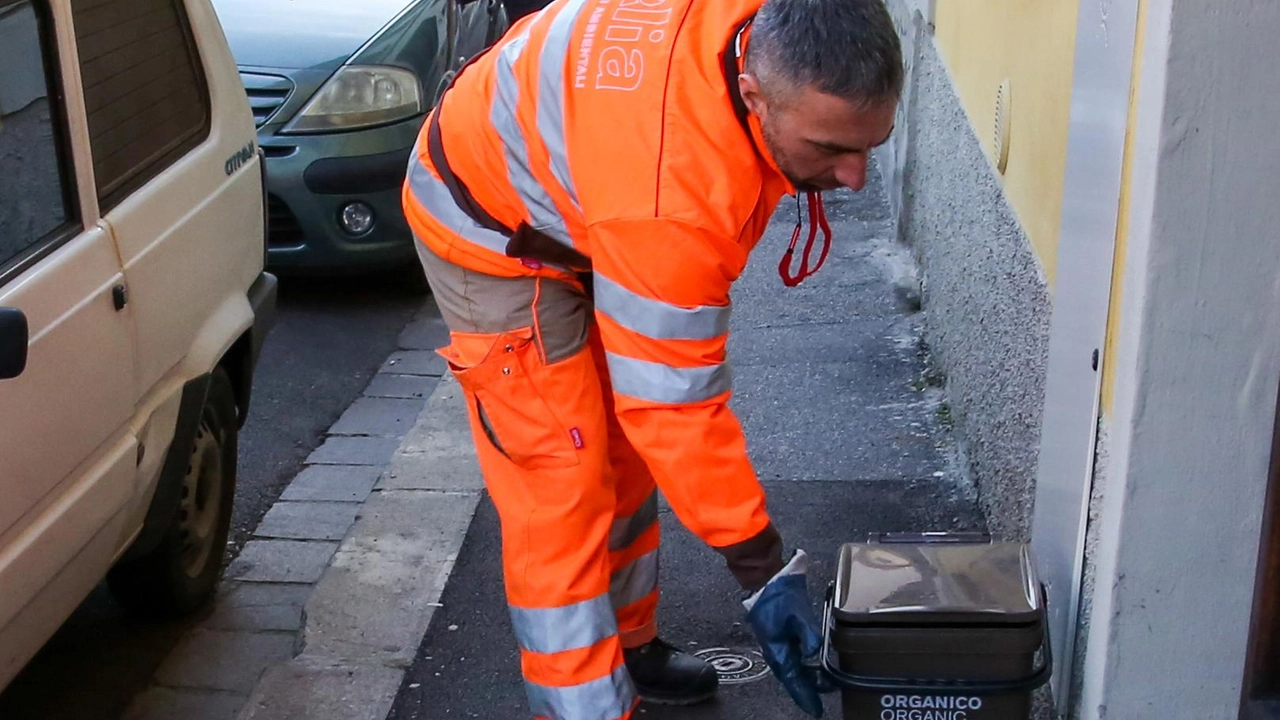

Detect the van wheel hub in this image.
[178,421,223,578]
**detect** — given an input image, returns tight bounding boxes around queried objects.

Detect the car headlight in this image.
[281,66,423,134]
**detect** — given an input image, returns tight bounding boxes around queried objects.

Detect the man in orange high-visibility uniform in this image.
[402,0,901,715]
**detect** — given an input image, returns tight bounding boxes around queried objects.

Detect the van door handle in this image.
[112,284,128,311]
[0,307,28,379]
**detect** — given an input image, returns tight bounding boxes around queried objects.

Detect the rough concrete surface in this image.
[395,298,451,351]
[376,380,483,492]
[895,31,1051,541]
[1061,420,1108,720]
[306,436,404,467]
[302,486,483,667]
[878,0,931,229]
[364,373,438,400]
[226,540,342,584]
[238,659,406,720]
[122,687,246,720]
[381,350,448,378]
[281,465,384,503]
[300,377,482,673]
[254,501,362,542]
[203,585,308,633]
[329,397,430,438]
[153,629,297,693]
[726,171,952,487]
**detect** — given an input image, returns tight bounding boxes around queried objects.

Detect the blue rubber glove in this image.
[743,549,829,718]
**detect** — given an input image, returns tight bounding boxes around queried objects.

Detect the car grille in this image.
[267,194,305,249]
[240,72,294,128]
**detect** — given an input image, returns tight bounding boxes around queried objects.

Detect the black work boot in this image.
[623,637,719,705]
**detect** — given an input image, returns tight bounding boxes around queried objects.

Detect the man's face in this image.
[740,76,897,192]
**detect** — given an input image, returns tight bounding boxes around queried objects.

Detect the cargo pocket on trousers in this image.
[440,328,581,471]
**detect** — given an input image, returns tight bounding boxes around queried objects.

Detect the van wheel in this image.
[108,368,238,618]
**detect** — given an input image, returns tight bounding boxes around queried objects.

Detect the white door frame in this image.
[1029,0,1141,712]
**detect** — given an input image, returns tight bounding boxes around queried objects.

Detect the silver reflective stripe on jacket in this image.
[526,664,637,720]
[610,550,659,610]
[510,594,617,655]
[594,272,731,341]
[537,0,589,209]
[492,30,575,246]
[406,148,510,255]
[605,352,733,405]
[609,491,659,552]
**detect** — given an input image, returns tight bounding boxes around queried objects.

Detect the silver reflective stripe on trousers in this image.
[537,0,589,209]
[526,663,637,720]
[610,550,658,610]
[510,594,617,655]
[605,352,733,405]
[594,272,731,341]
[492,30,575,246]
[405,147,511,255]
[609,490,659,552]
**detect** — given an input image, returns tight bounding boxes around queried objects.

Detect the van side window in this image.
[71,0,211,210]
[0,0,77,275]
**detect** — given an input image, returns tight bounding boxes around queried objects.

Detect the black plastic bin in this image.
[821,533,1051,720]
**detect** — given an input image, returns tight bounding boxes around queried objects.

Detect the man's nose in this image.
[834,154,868,191]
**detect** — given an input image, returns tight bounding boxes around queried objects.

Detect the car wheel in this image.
[107,368,238,618]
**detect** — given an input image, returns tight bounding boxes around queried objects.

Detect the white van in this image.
[0,0,274,690]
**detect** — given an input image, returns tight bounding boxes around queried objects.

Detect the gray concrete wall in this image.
[880,1,1051,541]
[1077,1,1280,716]
[878,0,928,231]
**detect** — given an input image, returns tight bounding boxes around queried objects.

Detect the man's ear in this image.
[738,73,768,119]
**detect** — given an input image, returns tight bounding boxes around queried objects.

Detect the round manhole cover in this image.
[694,647,770,685]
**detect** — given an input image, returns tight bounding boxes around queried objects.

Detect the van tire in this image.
[108,368,238,618]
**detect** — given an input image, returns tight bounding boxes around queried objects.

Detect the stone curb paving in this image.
[122,301,485,720]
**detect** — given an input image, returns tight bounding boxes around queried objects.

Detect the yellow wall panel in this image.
[934,0,1079,287]
[1101,0,1147,416]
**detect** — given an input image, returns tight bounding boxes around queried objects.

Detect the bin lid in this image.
[832,540,1041,626]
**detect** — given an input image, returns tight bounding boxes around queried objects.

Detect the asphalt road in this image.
[0,267,432,720]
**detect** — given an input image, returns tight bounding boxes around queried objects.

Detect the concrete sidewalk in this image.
[232,372,485,720]
[119,297,466,720]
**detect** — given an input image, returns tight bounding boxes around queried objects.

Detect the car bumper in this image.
[260,116,423,272]
[248,271,277,370]
[234,270,278,427]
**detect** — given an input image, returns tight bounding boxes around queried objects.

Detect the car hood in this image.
[213,0,420,70]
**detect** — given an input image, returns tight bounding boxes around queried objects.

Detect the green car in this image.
[214,0,507,272]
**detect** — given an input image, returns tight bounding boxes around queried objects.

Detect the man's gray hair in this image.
[745,0,904,107]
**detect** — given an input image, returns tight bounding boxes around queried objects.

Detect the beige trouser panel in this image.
[416,241,660,720]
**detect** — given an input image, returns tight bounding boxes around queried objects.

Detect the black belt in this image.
[426,108,593,271]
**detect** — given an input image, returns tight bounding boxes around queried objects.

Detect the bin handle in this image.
[819,583,1054,694]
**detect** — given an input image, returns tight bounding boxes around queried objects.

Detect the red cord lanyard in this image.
[778,191,832,287]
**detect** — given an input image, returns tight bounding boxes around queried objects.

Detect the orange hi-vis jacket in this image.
[404,0,794,586]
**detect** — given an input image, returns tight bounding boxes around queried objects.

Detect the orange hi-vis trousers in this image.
[419,242,659,720]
